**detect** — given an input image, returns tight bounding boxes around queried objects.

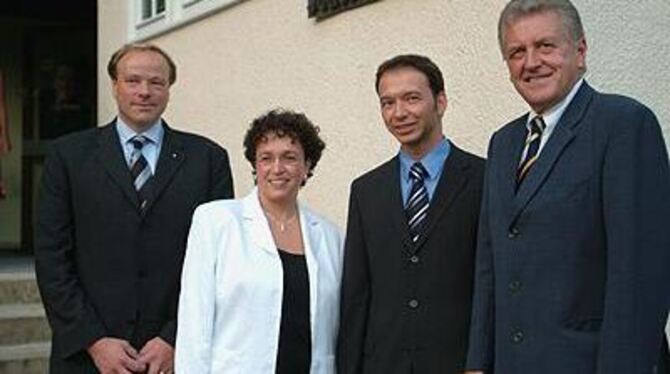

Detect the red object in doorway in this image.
[0,69,10,199]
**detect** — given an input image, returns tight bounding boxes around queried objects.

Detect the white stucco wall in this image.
[98,0,670,227]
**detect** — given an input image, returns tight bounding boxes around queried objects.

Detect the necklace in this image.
[264,209,298,232]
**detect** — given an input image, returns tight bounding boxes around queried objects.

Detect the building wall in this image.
[98,0,670,227]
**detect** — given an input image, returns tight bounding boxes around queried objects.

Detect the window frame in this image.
[130,0,243,41]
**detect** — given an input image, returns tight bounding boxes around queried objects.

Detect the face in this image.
[255,133,310,206]
[112,50,171,131]
[502,11,587,114]
[378,67,447,158]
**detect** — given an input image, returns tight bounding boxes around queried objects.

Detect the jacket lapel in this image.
[299,204,322,343]
[502,118,528,200]
[411,145,470,254]
[381,157,414,254]
[512,82,595,220]
[98,121,140,208]
[243,188,278,255]
[143,123,185,214]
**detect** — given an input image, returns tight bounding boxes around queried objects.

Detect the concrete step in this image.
[0,342,49,373]
[0,303,51,345]
[0,272,42,305]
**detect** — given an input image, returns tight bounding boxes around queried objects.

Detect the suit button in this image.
[509,280,522,294]
[511,328,524,343]
[409,255,419,264]
[408,299,419,309]
[508,227,520,239]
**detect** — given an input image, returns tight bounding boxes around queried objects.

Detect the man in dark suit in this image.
[465,1,670,373]
[35,43,234,373]
[337,54,485,374]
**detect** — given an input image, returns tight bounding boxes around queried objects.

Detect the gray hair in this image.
[498,0,584,53]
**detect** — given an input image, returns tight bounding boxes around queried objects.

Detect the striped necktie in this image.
[129,135,152,209]
[517,116,545,186]
[406,162,430,243]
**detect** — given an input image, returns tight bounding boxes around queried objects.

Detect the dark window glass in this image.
[156,0,166,14]
[308,0,379,20]
[142,0,153,19]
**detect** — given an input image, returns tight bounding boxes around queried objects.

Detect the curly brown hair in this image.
[243,109,325,184]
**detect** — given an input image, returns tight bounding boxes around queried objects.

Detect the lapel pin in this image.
[172,153,178,159]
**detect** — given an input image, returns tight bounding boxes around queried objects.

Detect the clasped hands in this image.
[87,336,173,374]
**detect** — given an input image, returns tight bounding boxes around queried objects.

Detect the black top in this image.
[276,248,312,374]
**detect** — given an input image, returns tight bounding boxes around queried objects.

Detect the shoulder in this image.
[592,91,656,119]
[45,124,109,160]
[585,90,661,140]
[496,113,527,139]
[192,198,242,227]
[302,204,343,249]
[450,143,485,169]
[350,156,397,193]
[302,205,340,233]
[168,128,229,154]
[50,125,102,147]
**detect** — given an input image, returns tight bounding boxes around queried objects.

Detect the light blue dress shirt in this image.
[399,138,451,205]
[116,118,164,174]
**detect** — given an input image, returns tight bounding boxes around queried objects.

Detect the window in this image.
[308,0,379,20]
[131,0,242,41]
[140,0,166,22]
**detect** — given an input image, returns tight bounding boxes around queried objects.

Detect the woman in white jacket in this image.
[175,109,343,373]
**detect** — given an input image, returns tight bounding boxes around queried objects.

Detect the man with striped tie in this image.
[338,54,485,374]
[35,43,234,373]
[465,1,670,373]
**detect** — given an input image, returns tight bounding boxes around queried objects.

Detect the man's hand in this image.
[139,337,174,374]
[87,337,146,374]
[464,371,485,374]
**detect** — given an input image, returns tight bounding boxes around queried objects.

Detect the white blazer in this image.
[175,189,343,373]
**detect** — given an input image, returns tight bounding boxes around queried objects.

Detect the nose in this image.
[271,157,284,173]
[392,101,408,120]
[523,49,541,69]
[137,80,151,97]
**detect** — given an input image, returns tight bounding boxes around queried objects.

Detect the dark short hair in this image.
[243,109,325,184]
[375,54,445,98]
[107,43,177,85]
[498,0,584,52]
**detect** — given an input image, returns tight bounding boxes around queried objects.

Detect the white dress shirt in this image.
[520,78,584,163]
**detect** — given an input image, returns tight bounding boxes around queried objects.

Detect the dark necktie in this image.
[517,116,545,186]
[129,135,152,209]
[406,162,430,243]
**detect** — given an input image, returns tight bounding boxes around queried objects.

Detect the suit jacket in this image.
[35,120,234,373]
[337,144,485,374]
[175,189,344,373]
[466,82,670,374]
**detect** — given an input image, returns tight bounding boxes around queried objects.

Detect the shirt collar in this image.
[115,117,164,145]
[526,78,584,131]
[399,137,451,182]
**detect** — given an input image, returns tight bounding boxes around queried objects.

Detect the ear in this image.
[436,91,448,117]
[304,160,312,176]
[111,79,119,100]
[576,36,588,70]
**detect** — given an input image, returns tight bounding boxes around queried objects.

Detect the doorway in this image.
[0,1,97,254]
